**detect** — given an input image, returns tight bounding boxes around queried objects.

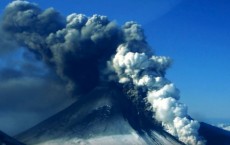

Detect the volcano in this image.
[13,84,230,145]
[15,84,184,145]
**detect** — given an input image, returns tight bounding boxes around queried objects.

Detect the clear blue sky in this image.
[1,0,229,125]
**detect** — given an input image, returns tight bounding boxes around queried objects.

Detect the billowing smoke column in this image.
[1,1,205,145]
[109,22,206,145]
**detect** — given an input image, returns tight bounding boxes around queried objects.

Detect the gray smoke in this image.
[1,1,206,144]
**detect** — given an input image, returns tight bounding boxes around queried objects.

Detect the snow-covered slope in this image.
[15,84,183,145]
[15,84,230,145]
[0,130,25,145]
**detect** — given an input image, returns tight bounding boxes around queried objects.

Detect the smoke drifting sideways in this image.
[1,1,205,145]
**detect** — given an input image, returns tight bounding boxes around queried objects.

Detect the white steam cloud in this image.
[109,22,206,145]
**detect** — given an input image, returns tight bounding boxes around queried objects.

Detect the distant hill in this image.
[0,130,25,145]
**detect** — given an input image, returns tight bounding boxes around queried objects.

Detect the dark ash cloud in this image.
[2,1,123,96]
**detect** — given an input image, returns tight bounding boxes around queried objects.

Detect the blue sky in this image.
[0,0,229,129]
[145,0,230,122]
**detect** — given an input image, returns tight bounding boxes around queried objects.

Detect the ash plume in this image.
[2,0,121,96]
[1,1,206,144]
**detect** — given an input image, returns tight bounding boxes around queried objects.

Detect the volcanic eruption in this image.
[0,1,230,145]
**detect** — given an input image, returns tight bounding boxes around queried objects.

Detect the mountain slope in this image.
[15,84,183,145]
[15,84,230,145]
[199,122,230,145]
[0,130,25,145]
